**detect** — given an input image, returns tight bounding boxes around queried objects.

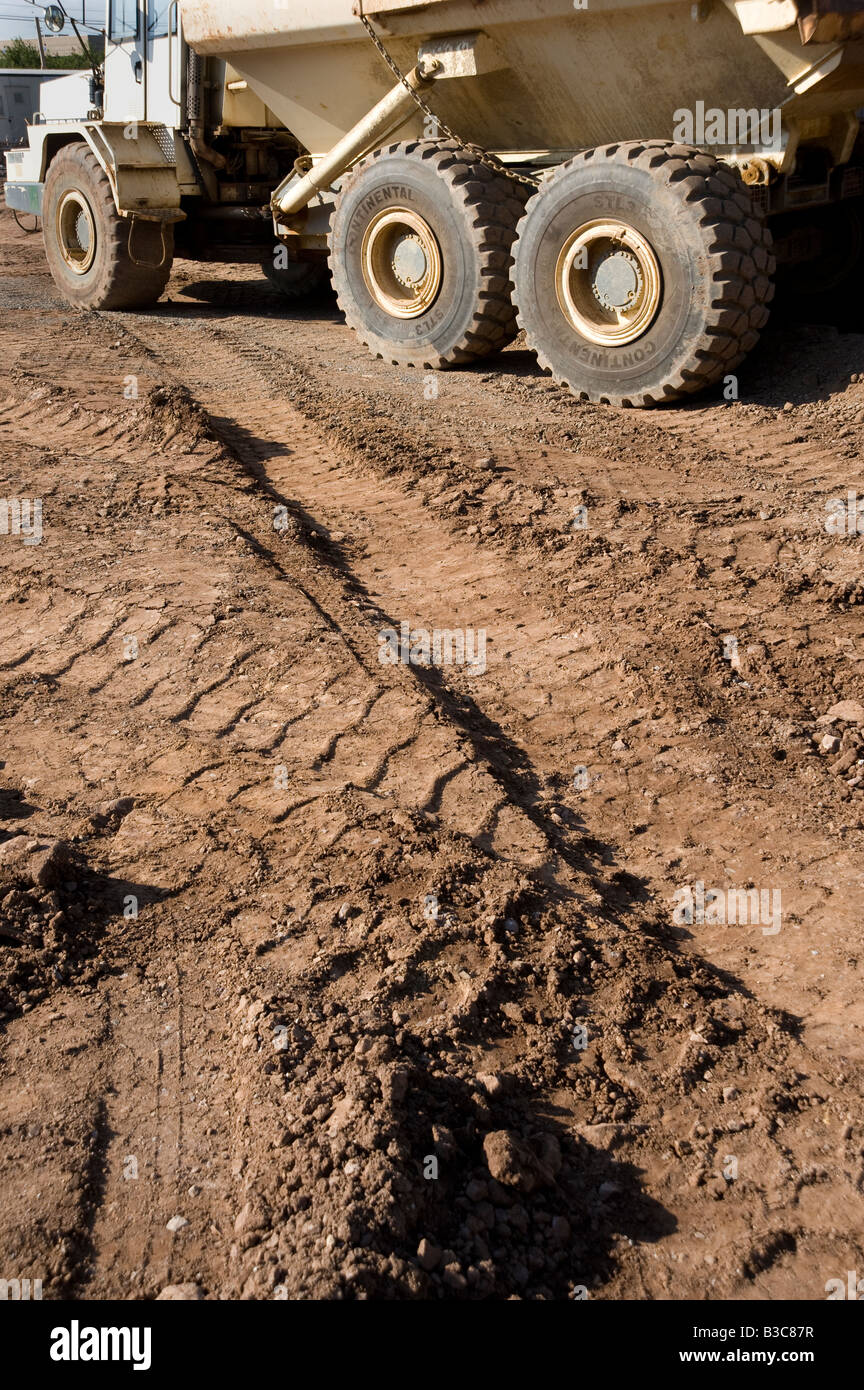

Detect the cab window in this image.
[109,0,139,40]
[148,0,173,37]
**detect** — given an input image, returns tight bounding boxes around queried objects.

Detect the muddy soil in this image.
[1,203,863,1300]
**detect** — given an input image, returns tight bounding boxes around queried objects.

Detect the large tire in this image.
[42,143,173,310]
[329,140,527,368]
[513,141,775,407]
[261,255,332,302]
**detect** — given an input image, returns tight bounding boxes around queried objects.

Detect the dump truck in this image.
[4,1,864,406]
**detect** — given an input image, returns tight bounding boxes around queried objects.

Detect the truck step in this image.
[114,161,176,171]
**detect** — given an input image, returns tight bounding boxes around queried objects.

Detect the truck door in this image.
[104,0,146,125]
[145,0,183,129]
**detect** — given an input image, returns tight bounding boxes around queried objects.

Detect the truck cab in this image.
[3,0,314,308]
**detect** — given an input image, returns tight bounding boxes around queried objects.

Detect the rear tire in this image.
[513,140,775,407]
[43,143,173,310]
[329,140,527,368]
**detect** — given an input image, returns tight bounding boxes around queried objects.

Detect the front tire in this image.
[43,143,173,310]
[329,140,527,369]
[513,141,775,407]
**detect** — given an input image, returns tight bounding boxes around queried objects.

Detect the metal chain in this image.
[358,12,540,190]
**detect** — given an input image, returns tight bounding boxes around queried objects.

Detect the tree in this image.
[0,36,99,69]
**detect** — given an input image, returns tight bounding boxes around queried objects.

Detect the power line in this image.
[0,10,104,30]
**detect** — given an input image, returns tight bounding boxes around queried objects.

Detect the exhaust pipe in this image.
[187,50,227,172]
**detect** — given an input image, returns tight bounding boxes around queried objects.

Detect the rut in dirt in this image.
[2,227,864,1298]
[81,303,864,1298]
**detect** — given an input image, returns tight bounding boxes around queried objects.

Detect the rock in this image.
[551,1215,571,1243]
[91,797,135,828]
[0,836,72,889]
[475,1072,504,1099]
[327,1094,355,1135]
[156,1283,204,1300]
[722,1086,739,1103]
[820,735,841,754]
[483,1129,552,1194]
[820,701,864,725]
[378,1066,409,1104]
[487,1178,513,1207]
[466,1179,488,1202]
[165,1215,188,1233]
[416,1238,441,1272]
[431,1123,458,1159]
[574,1122,644,1152]
[833,748,860,775]
[233,1201,268,1235]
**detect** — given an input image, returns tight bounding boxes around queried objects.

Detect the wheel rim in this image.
[56,189,97,275]
[361,207,442,319]
[555,219,662,346]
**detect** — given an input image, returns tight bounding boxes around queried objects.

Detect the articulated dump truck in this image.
[4,1,864,405]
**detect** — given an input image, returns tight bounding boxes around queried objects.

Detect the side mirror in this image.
[43,5,66,34]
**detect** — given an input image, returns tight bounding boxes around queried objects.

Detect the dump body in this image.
[181,0,864,160]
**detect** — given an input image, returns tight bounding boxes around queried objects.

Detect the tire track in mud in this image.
[0,364,589,1296]
[3,243,864,1297]
[97,309,864,1298]
[126,310,864,1057]
[120,318,630,880]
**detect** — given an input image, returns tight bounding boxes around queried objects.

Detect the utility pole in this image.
[34,17,47,67]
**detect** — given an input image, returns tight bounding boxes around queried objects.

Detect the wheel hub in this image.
[56,189,96,275]
[592,250,643,312]
[361,207,442,319]
[391,234,428,291]
[556,220,662,346]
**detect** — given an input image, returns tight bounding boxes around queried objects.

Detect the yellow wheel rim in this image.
[56,189,97,275]
[555,219,662,346]
[361,206,442,319]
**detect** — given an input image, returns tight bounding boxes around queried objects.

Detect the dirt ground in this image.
[1,201,864,1301]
